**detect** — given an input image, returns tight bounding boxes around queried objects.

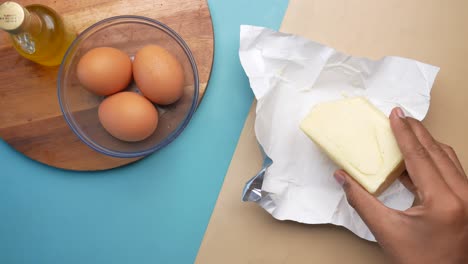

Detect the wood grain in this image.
[0,0,213,171]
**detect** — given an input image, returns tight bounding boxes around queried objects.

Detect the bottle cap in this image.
[0,2,26,33]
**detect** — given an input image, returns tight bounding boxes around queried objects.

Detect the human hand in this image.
[333,107,468,264]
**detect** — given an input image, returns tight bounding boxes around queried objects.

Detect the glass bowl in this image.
[58,16,199,158]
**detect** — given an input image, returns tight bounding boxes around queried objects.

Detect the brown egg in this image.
[133,45,185,105]
[77,47,132,96]
[98,92,158,142]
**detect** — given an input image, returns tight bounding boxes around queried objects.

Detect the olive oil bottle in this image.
[0,1,75,66]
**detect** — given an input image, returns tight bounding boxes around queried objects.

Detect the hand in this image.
[333,107,468,264]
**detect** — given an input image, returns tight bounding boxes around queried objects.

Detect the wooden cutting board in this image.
[0,0,213,171]
[196,0,468,263]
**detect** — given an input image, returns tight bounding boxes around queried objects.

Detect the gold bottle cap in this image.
[0,2,26,33]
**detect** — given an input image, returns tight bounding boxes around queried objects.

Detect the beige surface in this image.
[196,0,468,263]
[196,104,388,264]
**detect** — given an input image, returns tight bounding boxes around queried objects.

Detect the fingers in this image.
[439,143,468,198]
[405,118,467,193]
[389,108,449,197]
[439,143,466,177]
[400,171,422,206]
[334,170,397,239]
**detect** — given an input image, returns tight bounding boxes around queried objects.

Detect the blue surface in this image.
[0,1,288,263]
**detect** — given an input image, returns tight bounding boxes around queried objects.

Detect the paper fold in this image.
[239,25,439,241]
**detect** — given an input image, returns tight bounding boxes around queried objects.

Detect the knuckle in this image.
[438,197,467,223]
[442,145,456,155]
[423,194,436,206]
[438,142,449,149]
[426,142,444,154]
[408,145,430,159]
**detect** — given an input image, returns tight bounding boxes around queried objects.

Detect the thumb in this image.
[334,170,397,238]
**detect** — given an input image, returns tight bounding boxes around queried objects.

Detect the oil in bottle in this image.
[0,1,76,66]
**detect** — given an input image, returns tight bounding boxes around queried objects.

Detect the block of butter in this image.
[300,97,405,195]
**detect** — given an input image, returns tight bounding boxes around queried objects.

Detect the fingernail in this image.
[395,107,406,119]
[333,171,346,186]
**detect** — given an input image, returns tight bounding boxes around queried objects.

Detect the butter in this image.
[300,97,405,195]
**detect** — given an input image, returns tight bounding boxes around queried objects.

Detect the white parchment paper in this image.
[239,25,440,241]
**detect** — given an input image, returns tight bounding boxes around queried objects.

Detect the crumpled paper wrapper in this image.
[239,25,440,241]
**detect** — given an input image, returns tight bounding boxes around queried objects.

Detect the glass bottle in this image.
[0,1,76,66]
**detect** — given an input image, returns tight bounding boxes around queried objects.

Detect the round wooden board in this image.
[0,0,213,171]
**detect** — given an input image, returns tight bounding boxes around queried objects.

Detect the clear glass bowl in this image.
[58,16,199,158]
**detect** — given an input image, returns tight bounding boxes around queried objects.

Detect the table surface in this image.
[4,0,466,263]
[0,0,288,263]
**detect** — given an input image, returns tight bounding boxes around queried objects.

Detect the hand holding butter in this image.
[239,25,468,262]
[300,97,468,262]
